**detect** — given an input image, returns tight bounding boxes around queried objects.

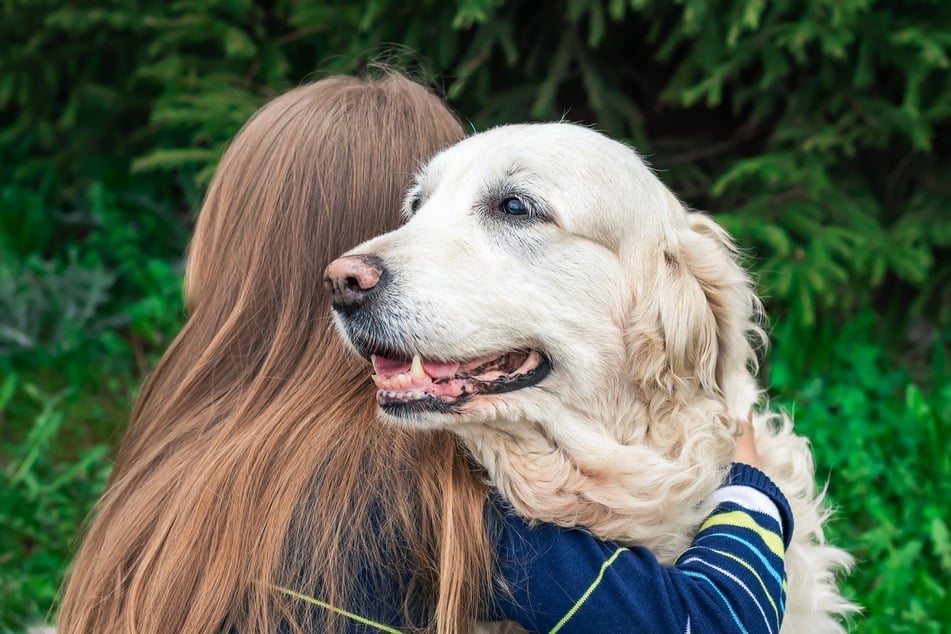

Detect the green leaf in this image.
[131,148,221,173]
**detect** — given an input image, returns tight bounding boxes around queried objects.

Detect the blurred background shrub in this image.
[0,0,948,631]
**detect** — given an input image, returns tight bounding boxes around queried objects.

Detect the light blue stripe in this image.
[686,545,781,628]
[683,570,749,634]
[681,557,773,634]
[692,531,784,596]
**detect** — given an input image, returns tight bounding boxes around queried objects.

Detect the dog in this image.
[326,122,855,632]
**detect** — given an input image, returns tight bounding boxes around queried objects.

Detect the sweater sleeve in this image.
[489,463,792,634]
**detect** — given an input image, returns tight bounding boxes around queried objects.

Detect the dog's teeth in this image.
[396,373,410,389]
[371,374,385,388]
[410,354,426,380]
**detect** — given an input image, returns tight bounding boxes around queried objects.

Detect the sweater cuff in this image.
[724,463,795,549]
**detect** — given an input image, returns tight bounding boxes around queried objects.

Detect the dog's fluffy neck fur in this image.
[456,376,737,564]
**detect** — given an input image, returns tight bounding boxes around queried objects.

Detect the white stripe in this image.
[682,556,773,634]
[704,486,782,533]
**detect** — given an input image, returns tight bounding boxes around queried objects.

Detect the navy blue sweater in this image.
[279,463,792,633]
[487,463,791,633]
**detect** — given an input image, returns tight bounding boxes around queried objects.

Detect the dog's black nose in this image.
[324,254,385,315]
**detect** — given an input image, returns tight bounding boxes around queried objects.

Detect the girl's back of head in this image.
[59,72,491,634]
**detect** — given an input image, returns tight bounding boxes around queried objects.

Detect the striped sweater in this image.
[489,463,792,633]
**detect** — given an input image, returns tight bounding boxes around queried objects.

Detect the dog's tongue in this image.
[372,354,461,379]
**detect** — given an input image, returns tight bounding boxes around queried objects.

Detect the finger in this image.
[736,421,755,438]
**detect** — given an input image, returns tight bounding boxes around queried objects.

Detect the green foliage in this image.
[0,178,183,632]
[3,0,949,324]
[1,0,949,631]
[770,314,951,632]
[0,378,111,631]
[0,180,185,383]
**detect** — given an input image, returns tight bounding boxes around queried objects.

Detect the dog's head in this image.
[326,123,762,430]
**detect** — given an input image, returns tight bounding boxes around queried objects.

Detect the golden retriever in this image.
[328,122,855,632]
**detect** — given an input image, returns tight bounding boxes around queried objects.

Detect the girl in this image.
[59,72,789,633]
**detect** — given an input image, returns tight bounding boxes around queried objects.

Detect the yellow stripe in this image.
[700,510,785,558]
[271,585,404,634]
[548,547,628,633]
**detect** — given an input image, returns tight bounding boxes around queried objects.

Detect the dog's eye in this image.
[500,197,528,216]
[410,194,422,213]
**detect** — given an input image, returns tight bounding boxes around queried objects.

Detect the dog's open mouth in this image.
[370,349,550,414]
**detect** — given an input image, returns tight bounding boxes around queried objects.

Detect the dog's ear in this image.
[631,195,763,402]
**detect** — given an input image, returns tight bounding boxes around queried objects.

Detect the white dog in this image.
[327,123,855,632]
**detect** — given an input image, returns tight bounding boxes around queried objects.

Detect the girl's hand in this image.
[734,412,761,469]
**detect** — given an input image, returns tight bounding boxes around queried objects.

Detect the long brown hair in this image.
[58,73,492,634]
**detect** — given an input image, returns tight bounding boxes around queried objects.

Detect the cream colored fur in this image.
[339,123,856,632]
